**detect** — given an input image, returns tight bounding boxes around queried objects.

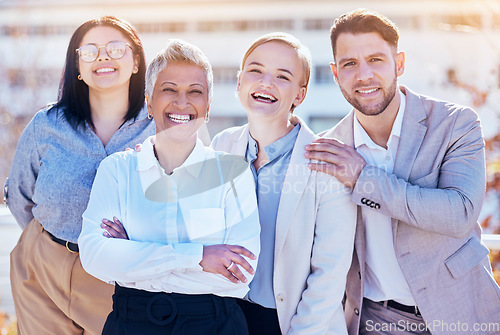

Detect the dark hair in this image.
[51,16,146,130]
[330,9,399,60]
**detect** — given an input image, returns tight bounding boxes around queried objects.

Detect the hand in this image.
[101,217,129,239]
[200,244,256,284]
[305,137,367,188]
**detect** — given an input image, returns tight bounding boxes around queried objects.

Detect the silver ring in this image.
[226,262,235,271]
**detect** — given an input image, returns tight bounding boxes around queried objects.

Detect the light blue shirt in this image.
[6,105,155,242]
[245,124,300,308]
[79,136,260,297]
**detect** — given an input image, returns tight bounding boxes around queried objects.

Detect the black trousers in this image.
[237,299,281,335]
[102,285,249,335]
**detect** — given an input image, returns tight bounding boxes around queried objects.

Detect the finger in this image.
[228,253,254,275]
[100,222,122,238]
[225,245,256,260]
[226,263,248,283]
[101,219,127,239]
[305,142,347,155]
[112,217,128,238]
[311,137,345,146]
[220,266,240,284]
[306,149,346,165]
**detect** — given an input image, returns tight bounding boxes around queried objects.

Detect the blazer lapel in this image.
[274,118,315,262]
[232,125,250,157]
[392,86,428,236]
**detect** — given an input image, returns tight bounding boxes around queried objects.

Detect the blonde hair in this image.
[240,32,312,93]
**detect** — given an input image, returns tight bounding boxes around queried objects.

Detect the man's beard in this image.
[340,76,398,117]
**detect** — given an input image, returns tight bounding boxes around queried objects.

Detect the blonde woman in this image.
[210,33,357,334]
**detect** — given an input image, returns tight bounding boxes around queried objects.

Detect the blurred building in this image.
[2,0,500,134]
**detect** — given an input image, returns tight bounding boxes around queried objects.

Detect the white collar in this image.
[136,135,208,193]
[353,89,406,150]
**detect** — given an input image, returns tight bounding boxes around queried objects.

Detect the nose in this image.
[357,61,374,82]
[173,92,189,109]
[96,46,110,61]
[259,73,273,88]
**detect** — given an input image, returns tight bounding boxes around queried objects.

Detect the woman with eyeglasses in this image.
[6,16,154,334]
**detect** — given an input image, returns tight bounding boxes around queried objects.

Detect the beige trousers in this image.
[10,219,114,335]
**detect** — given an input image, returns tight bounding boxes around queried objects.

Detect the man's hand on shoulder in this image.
[305,137,366,188]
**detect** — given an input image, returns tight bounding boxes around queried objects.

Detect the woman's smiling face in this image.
[237,41,306,122]
[148,62,209,143]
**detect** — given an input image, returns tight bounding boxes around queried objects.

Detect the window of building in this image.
[304,18,332,31]
[315,65,334,85]
[213,67,239,85]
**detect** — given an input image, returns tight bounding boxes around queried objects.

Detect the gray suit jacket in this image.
[212,117,357,334]
[323,86,500,335]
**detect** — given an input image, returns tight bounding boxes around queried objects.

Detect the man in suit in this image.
[305,8,500,335]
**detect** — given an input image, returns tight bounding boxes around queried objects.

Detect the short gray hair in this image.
[145,39,213,100]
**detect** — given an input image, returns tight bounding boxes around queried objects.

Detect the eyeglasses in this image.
[76,41,133,63]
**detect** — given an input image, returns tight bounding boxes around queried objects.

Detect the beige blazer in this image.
[323,86,500,335]
[211,117,357,334]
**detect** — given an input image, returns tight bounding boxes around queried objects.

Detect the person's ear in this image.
[330,62,339,85]
[396,51,405,77]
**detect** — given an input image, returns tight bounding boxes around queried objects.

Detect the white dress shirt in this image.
[354,90,416,306]
[79,136,260,298]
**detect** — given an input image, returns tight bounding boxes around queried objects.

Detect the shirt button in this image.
[155,267,161,273]
[385,156,391,161]
[276,294,285,302]
[269,148,275,153]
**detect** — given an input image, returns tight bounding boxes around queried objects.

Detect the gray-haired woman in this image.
[78,39,260,335]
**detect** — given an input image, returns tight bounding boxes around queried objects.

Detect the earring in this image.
[204,115,209,123]
[147,113,153,120]
[132,67,138,74]
[77,74,82,80]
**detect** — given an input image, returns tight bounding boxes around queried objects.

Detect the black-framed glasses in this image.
[76,41,133,63]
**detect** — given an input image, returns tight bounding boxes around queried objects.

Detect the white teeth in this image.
[95,68,115,73]
[358,88,378,94]
[252,92,277,102]
[168,114,191,124]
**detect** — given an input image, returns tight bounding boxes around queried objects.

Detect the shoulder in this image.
[98,149,137,172]
[212,124,248,141]
[403,86,478,123]
[211,124,249,151]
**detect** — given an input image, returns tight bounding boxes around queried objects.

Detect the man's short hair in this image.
[330,8,399,59]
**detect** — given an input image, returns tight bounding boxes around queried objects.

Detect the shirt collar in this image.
[247,124,300,162]
[353,89,406,150]
[137,135,208,179]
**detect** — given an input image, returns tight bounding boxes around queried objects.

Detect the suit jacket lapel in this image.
[392,86,428,236]
[274,118,314,262]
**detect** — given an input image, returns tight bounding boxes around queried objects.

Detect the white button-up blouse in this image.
[79,136,260,298]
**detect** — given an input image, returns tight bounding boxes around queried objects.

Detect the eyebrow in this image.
[338,52,389,65]
[159,81,205,89]
[248,61,294,76]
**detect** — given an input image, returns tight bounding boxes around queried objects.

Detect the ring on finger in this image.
[226,262,235,271]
